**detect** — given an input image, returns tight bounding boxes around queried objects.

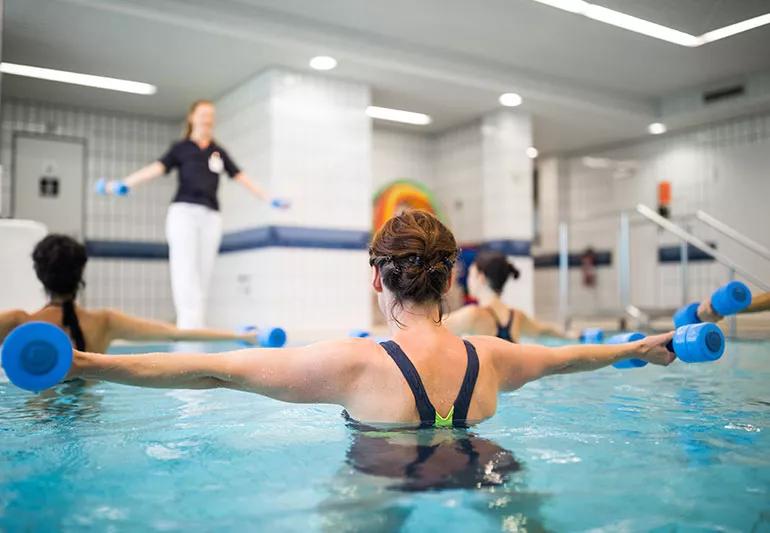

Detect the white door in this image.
[13,135,85,237]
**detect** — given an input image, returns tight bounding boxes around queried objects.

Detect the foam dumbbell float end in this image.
[673,302,701,329]
[710,281,751,317]
[239,325,287,348]
[94,178,129,196]
[670,322,724,363]
[1,322,73,392]
[607,332,648,369]
[270,198,290,209]
[580,327,604,344]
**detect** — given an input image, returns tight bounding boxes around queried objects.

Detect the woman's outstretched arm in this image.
[69,339,366,404]
[0,309,28,344]
[120,161,166,189]
[516,311,571,339]
[480,331,675,392]
[105,309,255,344]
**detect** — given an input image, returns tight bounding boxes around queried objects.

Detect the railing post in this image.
[728,268,737,338]
[618,211,630,311]
[558,222,569,329]
[680,239,689,306]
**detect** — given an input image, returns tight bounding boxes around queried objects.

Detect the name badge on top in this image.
[208,152,225,174]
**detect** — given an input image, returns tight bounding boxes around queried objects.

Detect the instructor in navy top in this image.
[103,100,288,329]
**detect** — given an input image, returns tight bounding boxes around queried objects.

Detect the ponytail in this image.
[61,300,86,351]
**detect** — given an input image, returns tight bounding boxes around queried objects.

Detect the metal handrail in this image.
[695,210,770,261]
[637,204,770,291]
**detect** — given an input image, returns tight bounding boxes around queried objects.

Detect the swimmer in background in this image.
[61,210,675,429]
[0,235,260,353]
[444,250,570,343]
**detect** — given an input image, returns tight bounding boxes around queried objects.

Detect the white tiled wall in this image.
[0,99,179,319]
[535,112,770,321]
[209,248,370,333]
[209,69,373,330]
[372,127,436,192]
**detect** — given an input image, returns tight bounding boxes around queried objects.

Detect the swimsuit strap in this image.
[485,307,515,342]
[451,340,480,427]
[379,340,480,428]
[380,341,435,427]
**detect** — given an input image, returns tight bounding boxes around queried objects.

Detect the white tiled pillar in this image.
[210,69,373,334]
[434,111,534,314]
[481,111,534,314]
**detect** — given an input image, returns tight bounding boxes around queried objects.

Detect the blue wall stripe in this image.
[533,243,717,269]
[474,239,532,257]
[658,243,717,263]
[219,226,370,253]
[534,251,613,268]
[86,240,169,260]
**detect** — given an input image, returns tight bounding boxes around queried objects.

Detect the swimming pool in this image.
[1,338,769,531]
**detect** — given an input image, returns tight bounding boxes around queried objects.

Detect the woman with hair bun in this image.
[444,250,569,342]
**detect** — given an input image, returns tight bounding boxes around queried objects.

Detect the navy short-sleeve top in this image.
[158,139,240,211]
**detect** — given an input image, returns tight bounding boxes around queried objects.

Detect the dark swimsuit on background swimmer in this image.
[486,307,516,343]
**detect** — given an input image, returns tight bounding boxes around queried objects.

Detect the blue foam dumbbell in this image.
[94,178,130,197]
[349,329,371,338]
[609,323,724,369]
[1,322,73,392]
[240,326,287,348]
[580,327,604,344]
[270,197,291,209]
[673,281,752,328]
[607,332,647,369]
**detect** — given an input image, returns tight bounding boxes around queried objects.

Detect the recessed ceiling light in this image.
[499,93,523,107]
[309,56,338,71]
[526,147,539,159]
[0,62,156,95]
[530,0,770,47]
[648,122,667,135]
[366,106,432,125]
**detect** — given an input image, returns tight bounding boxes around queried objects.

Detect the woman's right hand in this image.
[636,331,676,366]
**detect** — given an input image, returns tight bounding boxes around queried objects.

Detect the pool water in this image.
[1,339,769,531]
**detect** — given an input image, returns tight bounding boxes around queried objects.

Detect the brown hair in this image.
[369,210,458,323]
[474,250,520,294]
[183,99,214,138]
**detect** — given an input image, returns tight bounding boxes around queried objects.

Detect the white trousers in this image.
[165,202,222,328]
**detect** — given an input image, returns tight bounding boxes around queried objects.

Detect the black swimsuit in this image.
[486,308,515,343]
[344,340,480,429]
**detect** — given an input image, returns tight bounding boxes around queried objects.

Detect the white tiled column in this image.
[435,111,534,314]
[210,69,373,334]
[481,111,534,314]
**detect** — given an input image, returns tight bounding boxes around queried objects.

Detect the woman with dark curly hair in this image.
[0,234,260,352]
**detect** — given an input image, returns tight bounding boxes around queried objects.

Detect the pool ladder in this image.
[558,205,770,336]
